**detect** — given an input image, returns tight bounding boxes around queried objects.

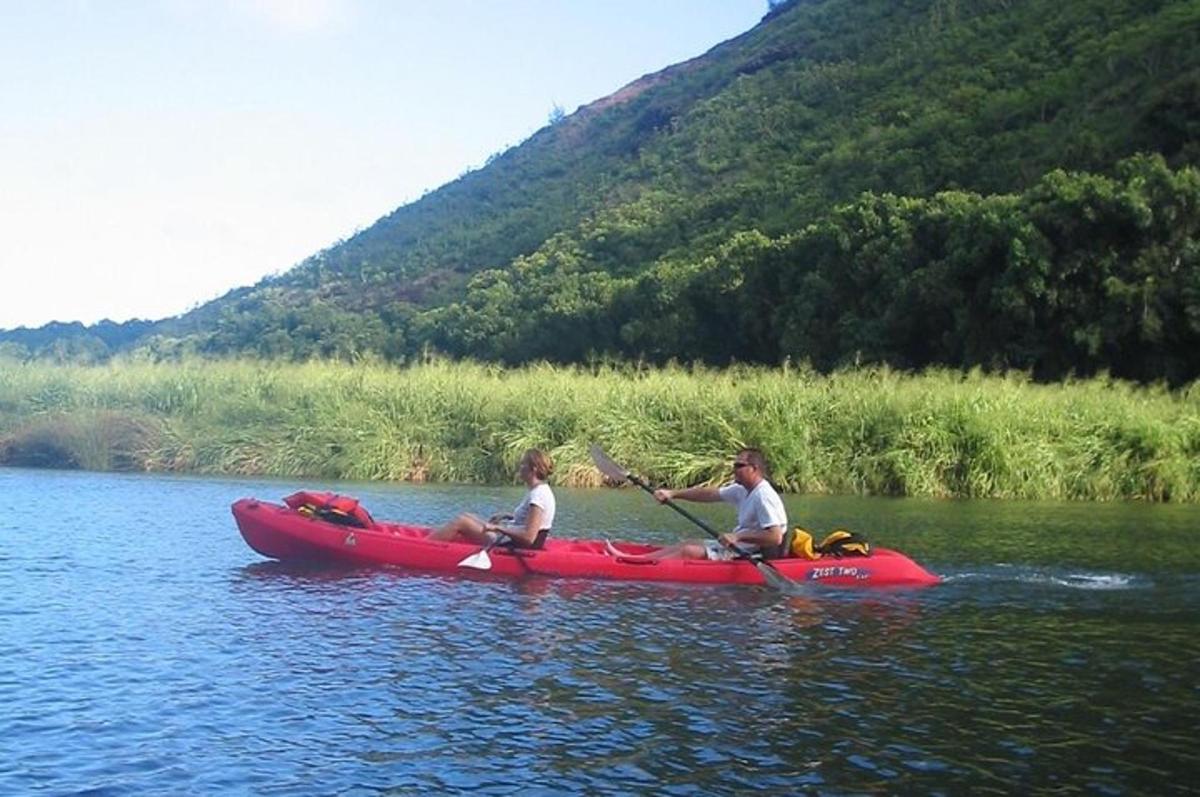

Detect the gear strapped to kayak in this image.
[779,527,871,559]
[283,491,375,529]
[816,529,871,558]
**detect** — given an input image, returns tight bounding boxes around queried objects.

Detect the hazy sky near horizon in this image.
[0,0,767,330]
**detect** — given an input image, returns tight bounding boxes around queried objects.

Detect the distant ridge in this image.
[5,0,1199,382]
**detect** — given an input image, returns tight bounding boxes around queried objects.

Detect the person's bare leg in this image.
[605,541,708,561]
[428,512,488,543]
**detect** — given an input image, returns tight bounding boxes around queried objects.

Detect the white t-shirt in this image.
[512,482,555,531]
[718,480,787,535]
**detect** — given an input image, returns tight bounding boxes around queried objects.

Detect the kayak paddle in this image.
[588,445,800,593]
[457,531,505,570]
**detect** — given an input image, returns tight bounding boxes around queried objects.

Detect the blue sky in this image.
[0,0,768,329]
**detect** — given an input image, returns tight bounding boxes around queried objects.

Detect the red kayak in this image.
[232,493,941,589]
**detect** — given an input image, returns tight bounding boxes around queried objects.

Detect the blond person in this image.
[430,448,556,549]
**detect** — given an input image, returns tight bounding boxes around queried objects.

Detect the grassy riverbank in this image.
[1,359,1197,501]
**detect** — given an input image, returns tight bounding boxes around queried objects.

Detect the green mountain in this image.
[6,0,1200,381]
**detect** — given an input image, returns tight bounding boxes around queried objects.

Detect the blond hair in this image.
[522,448,554,480]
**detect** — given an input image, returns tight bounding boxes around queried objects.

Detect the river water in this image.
[2,468,1197,795]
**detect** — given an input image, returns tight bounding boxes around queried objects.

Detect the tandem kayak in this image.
[232,494,941,589]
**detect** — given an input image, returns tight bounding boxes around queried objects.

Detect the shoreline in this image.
[1,359,1197,502]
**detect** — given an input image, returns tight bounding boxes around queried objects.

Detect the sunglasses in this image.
[732,461,753,469]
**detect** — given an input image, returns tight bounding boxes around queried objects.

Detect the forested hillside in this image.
[5,0,1199,381]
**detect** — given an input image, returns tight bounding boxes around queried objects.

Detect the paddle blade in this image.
[457,549,493,570]
[754,560,810,595]
[589,444,629,484]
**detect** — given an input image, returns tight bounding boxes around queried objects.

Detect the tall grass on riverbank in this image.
[1,359,1197,501]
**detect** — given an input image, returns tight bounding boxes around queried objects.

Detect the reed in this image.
[0,358,1197,501]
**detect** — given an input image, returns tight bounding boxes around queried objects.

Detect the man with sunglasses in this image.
[605,447,787,561]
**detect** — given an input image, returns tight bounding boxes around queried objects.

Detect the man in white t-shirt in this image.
[605,448,787,561]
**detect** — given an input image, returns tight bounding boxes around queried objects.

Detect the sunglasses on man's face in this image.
[732,461,752,470]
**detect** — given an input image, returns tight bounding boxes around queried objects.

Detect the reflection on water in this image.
[1,468,1198,794]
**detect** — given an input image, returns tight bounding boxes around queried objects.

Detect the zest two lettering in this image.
[807,566,869,581]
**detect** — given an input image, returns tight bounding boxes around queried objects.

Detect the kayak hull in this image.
[232,497,940,588]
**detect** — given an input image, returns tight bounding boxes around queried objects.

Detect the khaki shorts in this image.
[703,541,757,561]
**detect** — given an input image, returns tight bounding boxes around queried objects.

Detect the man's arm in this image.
[653,486,722,504]
[732,525,784,548]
